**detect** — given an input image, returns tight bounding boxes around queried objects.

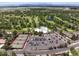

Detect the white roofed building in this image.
[34,26,51,33]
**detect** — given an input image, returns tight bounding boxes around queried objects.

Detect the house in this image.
[0,39,5,48]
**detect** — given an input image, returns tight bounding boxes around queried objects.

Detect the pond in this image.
[48,16,53,20]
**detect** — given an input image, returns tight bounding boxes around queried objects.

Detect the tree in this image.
[39,32,43,36]
[0,33,3,38]
[70,47,79,56]
[0,50,7,56]
[71,34,77,41]
[67,40,71,44]
[12,30,18,38]
[2,44,13,50]
[59,30,64,36]
[63,52,69,56]
[12,51,16,56]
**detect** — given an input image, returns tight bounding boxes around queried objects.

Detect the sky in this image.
[0,0,79,2]
[0,2,79,6]
[0,0,79,6]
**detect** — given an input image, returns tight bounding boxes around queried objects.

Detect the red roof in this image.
[0,39,5,44]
